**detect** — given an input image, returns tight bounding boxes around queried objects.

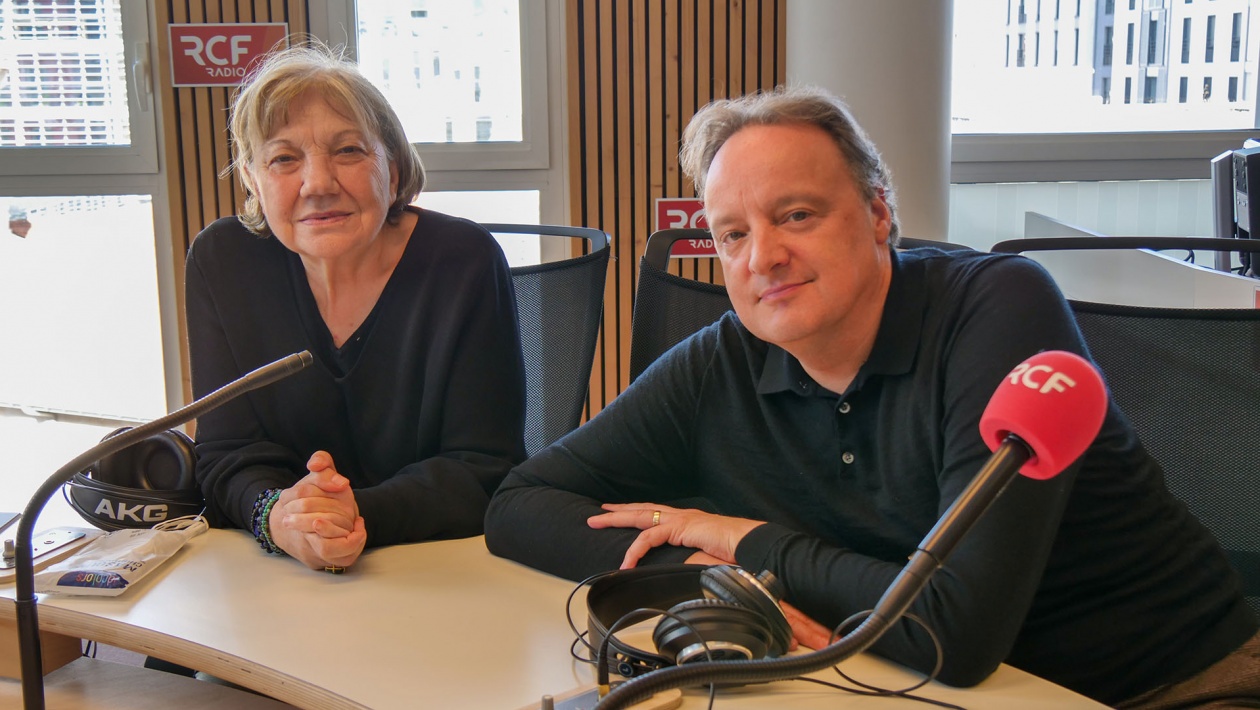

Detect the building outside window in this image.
[955,0,1259,134]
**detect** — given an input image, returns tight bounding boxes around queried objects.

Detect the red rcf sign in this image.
[654,198,715,258]
[169,23,288,87]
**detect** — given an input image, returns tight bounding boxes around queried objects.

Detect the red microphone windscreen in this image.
[978,350,1108,480]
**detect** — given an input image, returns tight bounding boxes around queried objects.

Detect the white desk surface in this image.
[1,530,1105,709]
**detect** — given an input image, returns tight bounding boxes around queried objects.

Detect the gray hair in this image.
[679,85,899,241]
[225,41,425,236]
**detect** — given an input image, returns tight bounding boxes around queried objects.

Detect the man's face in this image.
[703,122,892,357]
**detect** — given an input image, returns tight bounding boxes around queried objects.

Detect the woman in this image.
[185,43,526,572]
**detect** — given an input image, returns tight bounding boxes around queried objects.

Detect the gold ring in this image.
[651,510,661,527]
[323,566,346,575]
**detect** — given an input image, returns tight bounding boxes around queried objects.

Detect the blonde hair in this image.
[679,85,899,240]
[226,41,424,236]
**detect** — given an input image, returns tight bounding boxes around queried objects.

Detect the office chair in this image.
[483,224,611,456]
[897,236,975,251]
[628,229,733,383]
[994,236,1260,618]
[991,234,1260,270]
[1072,300,1260,617]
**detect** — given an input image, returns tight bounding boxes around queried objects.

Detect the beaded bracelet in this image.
[251,487,286,555]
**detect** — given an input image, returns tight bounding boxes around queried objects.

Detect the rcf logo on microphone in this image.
[1007,362,1077,394]
[93,499,169,524]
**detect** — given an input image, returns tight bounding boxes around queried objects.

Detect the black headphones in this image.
[64,427,204,531]
[585,564,793,679]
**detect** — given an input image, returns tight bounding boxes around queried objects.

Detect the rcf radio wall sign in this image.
[654,198,715,258]
[169,24,288,87]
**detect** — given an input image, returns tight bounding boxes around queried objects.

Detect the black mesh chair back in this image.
[897,237,975,251]
[628,229,733,382]
[991,236,1260,617]
[483,224,611,456]
[1070,301,1260,617]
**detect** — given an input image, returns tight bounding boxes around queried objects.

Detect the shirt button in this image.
[842,452,855,464]
[838,402,851,414]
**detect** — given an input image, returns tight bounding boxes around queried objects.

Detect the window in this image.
[0,0,171,423]
[1231,12,1242,61]
[1125,76,1133,103]
[1204,76,1213,99]
[1206,14,1216,62]
[310,0,569,245]
[952,1,1260,183]
[1127,22,1135,64]
[1055,29,1060,65]
[1229,76,1239,101]
[0,0,156,175]
[1182,17,1192,62]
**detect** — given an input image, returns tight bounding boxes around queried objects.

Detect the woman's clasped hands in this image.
[269,451,368,570]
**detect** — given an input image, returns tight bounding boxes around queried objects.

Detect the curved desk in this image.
[2,530,1104,709]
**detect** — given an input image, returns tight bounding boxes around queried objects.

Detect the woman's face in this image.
[244,89,399,262]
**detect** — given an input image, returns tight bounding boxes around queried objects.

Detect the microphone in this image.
[14,351,314,710]
[594,350,1108,709]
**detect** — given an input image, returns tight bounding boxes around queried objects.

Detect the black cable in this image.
[596,607,719,710]
[791,676,967,710]
[565,574,958,710]
[565,570,617,659]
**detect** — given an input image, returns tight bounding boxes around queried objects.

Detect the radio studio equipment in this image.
[13,351,313,710]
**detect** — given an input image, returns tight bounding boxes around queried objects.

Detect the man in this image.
[484,86,1259,707]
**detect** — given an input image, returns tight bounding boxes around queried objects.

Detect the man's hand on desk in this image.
[268,451,367,570]
[588,502,763,570]
[587,503,836,654]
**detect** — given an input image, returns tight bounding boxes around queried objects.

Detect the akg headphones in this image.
[585,564,792,679]
[64,427,204,531]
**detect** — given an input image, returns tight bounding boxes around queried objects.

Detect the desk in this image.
[1,530,1104,709]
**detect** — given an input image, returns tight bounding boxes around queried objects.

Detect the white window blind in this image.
[0,0,131,148]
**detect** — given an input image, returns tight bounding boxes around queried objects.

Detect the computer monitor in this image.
[1212,143,1260,278]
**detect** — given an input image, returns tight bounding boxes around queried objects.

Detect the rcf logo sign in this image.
[654,198,714,258]
[169,23,288,87]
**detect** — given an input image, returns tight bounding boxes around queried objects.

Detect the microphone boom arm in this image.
[595,435,1035,709]
[14,350,313,710]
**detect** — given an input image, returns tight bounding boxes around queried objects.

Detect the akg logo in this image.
[93,498,169,524]
[1007,362,1077,394]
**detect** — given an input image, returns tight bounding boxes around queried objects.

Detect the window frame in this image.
[952,0,1260,185]
[0,1,181,417]
[0,0,158,176]
[308,0,551,172]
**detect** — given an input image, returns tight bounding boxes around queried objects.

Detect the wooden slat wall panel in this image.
[571,0,785,416]
[156,1,308,399]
